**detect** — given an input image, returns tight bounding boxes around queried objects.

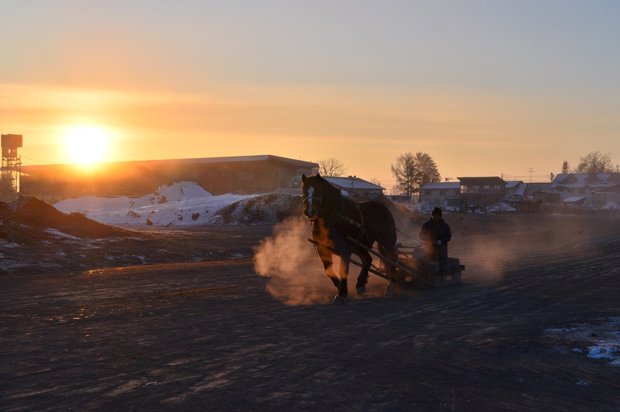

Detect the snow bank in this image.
[545,317,620,367]
[602,201,620,211]
[486,202,516,213]
[54,182,300,227]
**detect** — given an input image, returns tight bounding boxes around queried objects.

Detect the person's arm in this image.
[442,223,452,244]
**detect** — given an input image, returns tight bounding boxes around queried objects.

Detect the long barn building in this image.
[20,155,318,202]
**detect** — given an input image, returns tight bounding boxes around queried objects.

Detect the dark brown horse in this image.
[301,173,397,298]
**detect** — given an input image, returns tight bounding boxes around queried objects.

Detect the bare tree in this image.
[561,161,570,174]
[317,158,347,177]
[391,152,440,197]
[391,153,416,197]
[576,151,614,174]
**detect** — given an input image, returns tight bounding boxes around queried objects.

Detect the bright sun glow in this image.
[63,126,110,166]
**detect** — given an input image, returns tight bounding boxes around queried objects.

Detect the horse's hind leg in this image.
[355,249,372,295]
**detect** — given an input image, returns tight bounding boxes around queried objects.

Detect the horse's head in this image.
[301,173,330,220]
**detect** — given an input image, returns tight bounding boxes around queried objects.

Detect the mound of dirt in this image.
[0,196,128,244]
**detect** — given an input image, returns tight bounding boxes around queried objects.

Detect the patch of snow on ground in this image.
[44,228,80,240]
[486,202,516,213]
[545,317,620,367]
[0,240,20,248]
[602,201,620,211]
[54,182,260,227]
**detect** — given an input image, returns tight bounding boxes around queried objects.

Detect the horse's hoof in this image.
[332,294,347,304]
[356,286,366,296]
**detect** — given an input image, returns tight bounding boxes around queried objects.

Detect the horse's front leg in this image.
[355,248,372,296]
[337,254,351,298]
[317,248,341,290]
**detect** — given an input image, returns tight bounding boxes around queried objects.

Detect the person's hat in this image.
[432,207,442,216]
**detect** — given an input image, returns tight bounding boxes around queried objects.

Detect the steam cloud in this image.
[255,211,590,303]
[253,217,334,305]
[253,217,388,305]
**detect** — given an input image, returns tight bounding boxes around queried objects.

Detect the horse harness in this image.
[305,187,368,244]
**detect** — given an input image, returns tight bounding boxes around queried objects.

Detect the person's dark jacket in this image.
[419,218,452,246]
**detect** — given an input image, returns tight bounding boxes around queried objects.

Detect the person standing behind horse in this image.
[419,207,452,274]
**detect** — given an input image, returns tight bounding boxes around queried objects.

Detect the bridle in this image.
[303,179,367,242]
[302,182,345,225]
[302,185,324,221]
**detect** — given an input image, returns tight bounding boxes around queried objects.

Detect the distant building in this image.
[458,176,507,211]
[324,176,384,201]
[548,172,620,209]
[21,155,318,201]
[592,183,620,210]
[419,182,461,210]
[525,182,552,201]
[504,181,526,202]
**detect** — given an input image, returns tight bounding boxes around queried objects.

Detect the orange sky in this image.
[1,2,619,190]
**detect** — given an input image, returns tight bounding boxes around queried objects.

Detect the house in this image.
[324,176,384,201]
[525,182,553,202]
[592,183,620,210]
[20,155,319,201]
[548,173,620,208]
[419,182,461,210]
[504,181,526,202]
[457,176,507,211]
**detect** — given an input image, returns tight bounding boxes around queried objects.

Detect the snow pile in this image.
[545,318,620,367]
[486,202,516,213]
[55,182,301,227]
[602,201,620,211]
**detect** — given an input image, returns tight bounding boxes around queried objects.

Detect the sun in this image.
[63,126,110,166]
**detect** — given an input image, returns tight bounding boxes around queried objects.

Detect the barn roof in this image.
[23,154,319,170]
[128,154,318,169]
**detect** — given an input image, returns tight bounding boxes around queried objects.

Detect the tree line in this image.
[561,151,618,175]
[318,150,617,197]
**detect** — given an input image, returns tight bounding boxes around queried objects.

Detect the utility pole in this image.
[527,168,534,183]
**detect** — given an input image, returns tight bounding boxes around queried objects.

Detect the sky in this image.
[1,0,619,188]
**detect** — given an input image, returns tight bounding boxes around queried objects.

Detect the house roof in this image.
[563,196,587,204]
[592,183,620,193]
[505,180,523,189]
[324,176,383,191]
[457,176,506,185]
[130,154,319,169]
[420,182,460,190]
[525,182,552,194]
[505,181,527,197]
[551,173,620,189]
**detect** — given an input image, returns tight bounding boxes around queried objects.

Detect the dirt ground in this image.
[2,213,620,411]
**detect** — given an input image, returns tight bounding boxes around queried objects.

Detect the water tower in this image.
[1,134,23,196]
